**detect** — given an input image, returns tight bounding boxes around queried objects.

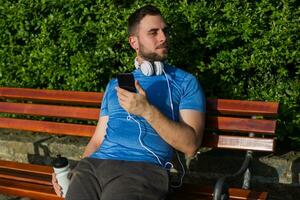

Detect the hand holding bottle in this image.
[52,155,71,197]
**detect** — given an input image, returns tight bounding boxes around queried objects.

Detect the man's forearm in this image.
[142,104,203,157]
[82,140,99,158]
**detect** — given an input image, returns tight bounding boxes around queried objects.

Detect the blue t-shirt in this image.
[90,64,205,166]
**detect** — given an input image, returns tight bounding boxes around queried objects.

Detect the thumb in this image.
[135,80,146,96]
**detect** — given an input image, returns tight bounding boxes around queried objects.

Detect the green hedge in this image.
[0,0,299,148]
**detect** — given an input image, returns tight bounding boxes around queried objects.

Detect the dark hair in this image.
[128,5,162,36]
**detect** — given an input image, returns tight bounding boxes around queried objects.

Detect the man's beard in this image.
[138,42,168,62]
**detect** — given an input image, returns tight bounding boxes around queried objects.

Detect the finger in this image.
[116,87,132,96]
[54,184,61,194]
[135,80,145,96]
[117,94,130,108]
[118,98,128,108]
[53,183,62,196]
[54,187,60,196]
[117,90,129,100]
[53,180,62,191]
[52,173,57,184]
[118,97,130,109]
[52,173,63,197]
[51,173,54,182]
[117,88,136,102]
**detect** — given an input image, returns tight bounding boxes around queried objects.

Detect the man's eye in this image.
[149,32,157,35]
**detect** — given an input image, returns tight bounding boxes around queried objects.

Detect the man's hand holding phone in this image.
[116,73,150,117]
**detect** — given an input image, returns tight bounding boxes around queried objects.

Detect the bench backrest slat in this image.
[0,87,102,106]
[0,118,95,137]
[0,102,100,120]
[207,99,279,117]
[206,116,277,135]
[203,134,274,152]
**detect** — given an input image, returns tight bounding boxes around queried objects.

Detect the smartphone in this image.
[117,73,136,92]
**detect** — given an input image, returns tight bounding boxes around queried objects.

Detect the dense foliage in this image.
[0,0,299,148]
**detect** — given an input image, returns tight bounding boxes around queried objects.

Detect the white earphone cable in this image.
[127,113,163,166]
[163,69,175,121]
[126,67,185,188]
[162,69,185,188]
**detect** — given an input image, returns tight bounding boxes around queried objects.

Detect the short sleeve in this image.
[179,75,206,112]
[100,82,111,117]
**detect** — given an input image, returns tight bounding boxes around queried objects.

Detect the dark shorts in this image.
[66,157,169,200]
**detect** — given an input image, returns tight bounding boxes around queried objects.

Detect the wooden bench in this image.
[0,87,279,200]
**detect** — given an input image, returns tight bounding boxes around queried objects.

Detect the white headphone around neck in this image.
[134,58,164,76]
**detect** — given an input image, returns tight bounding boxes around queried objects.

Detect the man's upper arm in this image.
[179,109,205,143]
[90,115,109,147]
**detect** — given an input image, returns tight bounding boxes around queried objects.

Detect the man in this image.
[52,5,205,200]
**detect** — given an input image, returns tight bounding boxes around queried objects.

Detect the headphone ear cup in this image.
[140,61,154,76]
[154,61,164,75]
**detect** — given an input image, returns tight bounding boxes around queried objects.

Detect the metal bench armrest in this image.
[213,151,253,200]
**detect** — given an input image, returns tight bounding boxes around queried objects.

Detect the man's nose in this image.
[158,30,167,42]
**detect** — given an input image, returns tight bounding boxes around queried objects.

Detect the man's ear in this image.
[129,36,138,50]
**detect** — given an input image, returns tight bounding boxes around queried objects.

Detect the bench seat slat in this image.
[207,99,279,117]
[203,134,274,152]
[0,168,52,186]
[206,116,277,134]
[228,188,268,200]
[0,102,100,120]
[0,117,95,137]
[0,87,103,106]
[0,178,62,200]
[0,160,53,175]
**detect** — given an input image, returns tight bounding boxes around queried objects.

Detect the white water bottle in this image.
[53,155,71,197]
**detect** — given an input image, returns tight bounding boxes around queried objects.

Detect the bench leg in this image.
[242,167,251,189]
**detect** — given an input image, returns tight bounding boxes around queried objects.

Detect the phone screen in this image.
[117,73,136,92]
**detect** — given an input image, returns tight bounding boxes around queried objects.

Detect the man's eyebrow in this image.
[148,28,159,32]
[148,26,169,32]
